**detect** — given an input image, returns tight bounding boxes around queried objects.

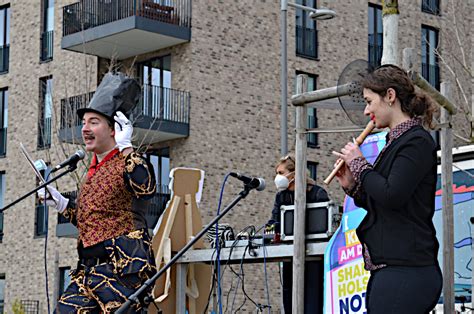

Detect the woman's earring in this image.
[388,102,392,107]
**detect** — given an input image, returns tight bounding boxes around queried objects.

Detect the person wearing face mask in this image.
[332,65,442,313]
[268,154,329,314]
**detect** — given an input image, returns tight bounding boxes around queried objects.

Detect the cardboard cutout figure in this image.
[149,168,211,314]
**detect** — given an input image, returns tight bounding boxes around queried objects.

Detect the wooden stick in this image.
[324,120,376,185]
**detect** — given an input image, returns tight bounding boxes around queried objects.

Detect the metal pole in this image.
[280,0,288,156]
[293,74,307,313]
[440,82,454,314]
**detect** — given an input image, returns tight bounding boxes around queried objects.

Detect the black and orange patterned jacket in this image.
[62,150,156,248]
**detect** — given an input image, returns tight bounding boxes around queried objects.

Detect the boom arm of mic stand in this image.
[115,187,252,314]
[0,165,78,213]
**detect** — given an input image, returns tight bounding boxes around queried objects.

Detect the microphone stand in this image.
[116,184,254,314]
[0,165,78,213]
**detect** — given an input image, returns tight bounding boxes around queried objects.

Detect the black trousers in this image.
[366,264,442,314]
[282,260,324,314]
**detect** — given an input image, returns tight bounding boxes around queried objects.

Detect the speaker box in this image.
[280,201,337,241]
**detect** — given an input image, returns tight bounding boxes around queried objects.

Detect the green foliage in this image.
[11,299,25,314]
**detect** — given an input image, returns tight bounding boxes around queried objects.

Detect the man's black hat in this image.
[77,72,141,121]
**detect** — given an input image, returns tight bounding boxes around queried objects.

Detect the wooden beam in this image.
[440,82,455,314]
[293,74,308,314]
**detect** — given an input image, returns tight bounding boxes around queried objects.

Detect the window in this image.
[138,55,171,119]
[40,0,54,61]
[35,203,48,237]
[0,274,4,313]
[58,267,71,297]
[144,148,171,228]
[422,0,440,15]
[421,25,440,90]
[0,172,5,242]
[295,71,318,147]
[295,0,318,59]
[0,5,9,73]
[0,88,6,157]
[38,77,53,149]
[308,161,318,181]
[368,4,383,68]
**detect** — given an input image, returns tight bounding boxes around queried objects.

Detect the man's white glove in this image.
[114,111,133,152]
[37,185,68,213]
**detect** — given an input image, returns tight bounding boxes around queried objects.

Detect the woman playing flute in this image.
[332,64,442,314]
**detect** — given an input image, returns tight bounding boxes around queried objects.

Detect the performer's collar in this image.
[87,148,119,179]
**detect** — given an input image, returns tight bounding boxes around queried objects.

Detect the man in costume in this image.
[39,73,157,313]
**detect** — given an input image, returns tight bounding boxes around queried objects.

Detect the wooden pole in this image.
[293,74,307,314]
[291,83,352,106]
[440,82,454,314]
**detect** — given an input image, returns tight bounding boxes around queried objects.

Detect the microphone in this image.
[229,172,266,191]
[51,150,85,173]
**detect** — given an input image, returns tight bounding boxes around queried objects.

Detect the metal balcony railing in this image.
[140,84,190,123]
[0,45,9,73]
[368,42,383,68]
[63,0,192,36]
[60,85,190,129]
[296,26,318,59]
[40,30,54,61]
[422,0,440,15]
[60,92,94,130]
[422,63,440,90]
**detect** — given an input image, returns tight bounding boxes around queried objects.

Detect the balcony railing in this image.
[296,26,318,59]
[140,84,190,123]
[63,0,192,37]
[422,0,440,15]
[0,128,6,157]
[422,63,440,90]
[0,45,9,73]
[60,85,190,129]
[40,30,54,61]
[60,92,94,130]
[38,117,52,149]
[368,43,383,68]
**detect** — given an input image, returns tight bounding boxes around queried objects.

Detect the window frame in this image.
[421,24,440,90]
[0,171,5,242]
[368,3,383,68]
[0,88,7,158]
[0,5,9,74]
[295,71,319,148]
[38,76,53,149]
[295,0,318,60]
[307,161,318,181]
[422,0,440,15]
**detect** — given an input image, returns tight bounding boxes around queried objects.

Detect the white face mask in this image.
[274,173,293,191]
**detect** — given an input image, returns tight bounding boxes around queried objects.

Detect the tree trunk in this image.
[381,0,399,65]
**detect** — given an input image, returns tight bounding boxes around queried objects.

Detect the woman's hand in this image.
[333,159,356,190]
[332,140,363,164]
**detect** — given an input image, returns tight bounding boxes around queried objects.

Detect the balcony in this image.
[61,0,191,59]
[58,84,190,145]
[57,187,170,237]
